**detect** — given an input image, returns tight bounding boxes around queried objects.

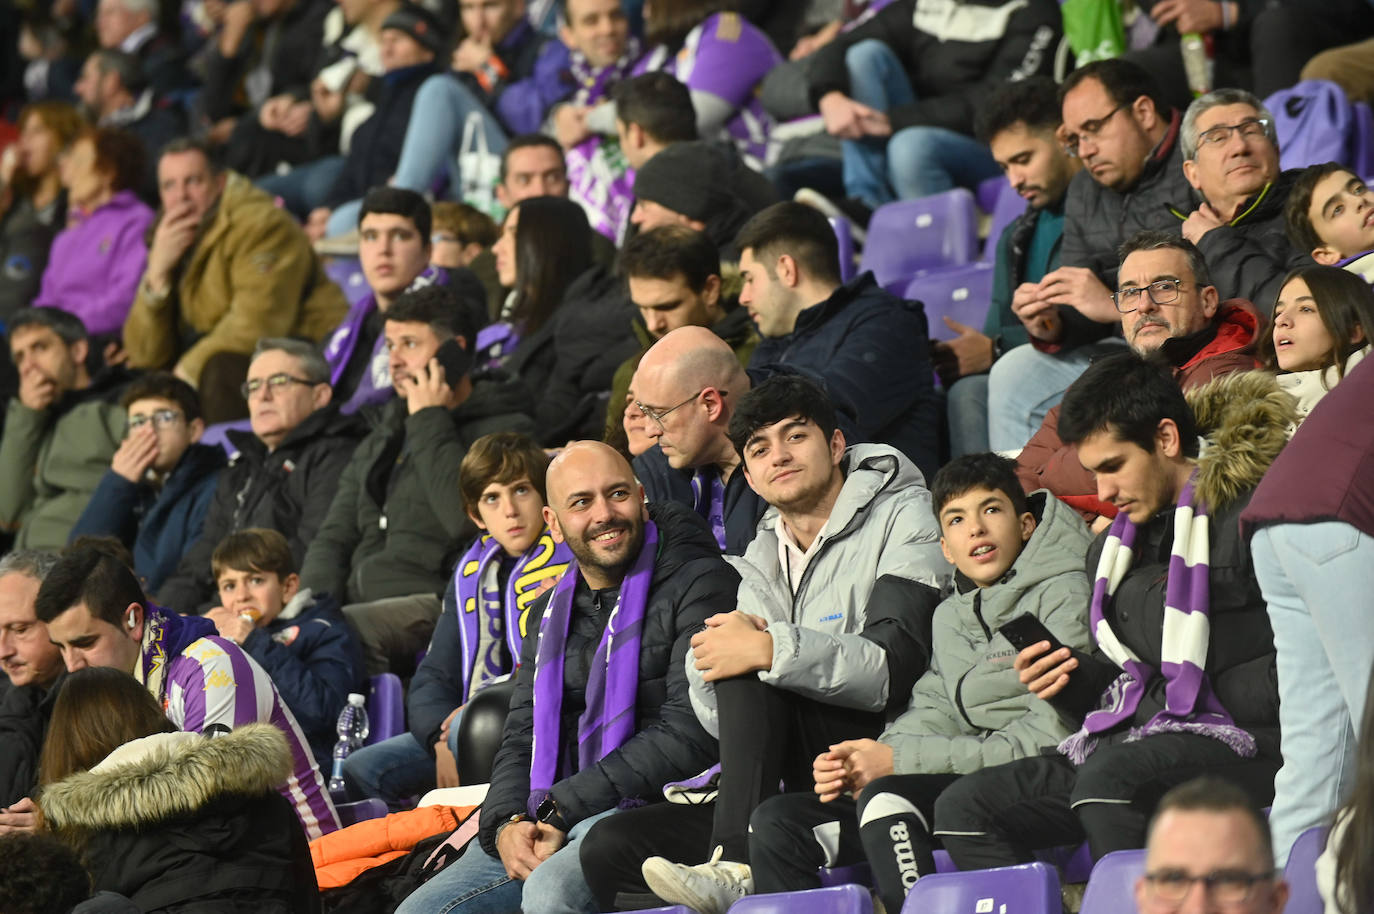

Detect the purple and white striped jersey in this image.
[164,635,341,839]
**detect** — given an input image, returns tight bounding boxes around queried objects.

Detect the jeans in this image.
[342,719,461,807]
[946,374,990,457]
[840,40,1000,207]
[256,155,345,220]
[395,808,618,914]
[986,339,1125,453]
[1252,523,1374,866]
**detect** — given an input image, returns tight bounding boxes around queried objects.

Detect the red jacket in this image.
[1015,301,1262,523]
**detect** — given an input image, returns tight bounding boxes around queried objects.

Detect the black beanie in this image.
[381,4,446,56]
[632,141,736,223]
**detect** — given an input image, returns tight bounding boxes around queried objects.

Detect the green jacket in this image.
[881,490,1093,775]
[0,378,126,550]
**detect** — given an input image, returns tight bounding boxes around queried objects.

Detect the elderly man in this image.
[0,552,63,814]
[1017,231,1259,526]
[155,338,364,614]
[632,326,763,554]
[123,138,347,422]
[94,0,189,94]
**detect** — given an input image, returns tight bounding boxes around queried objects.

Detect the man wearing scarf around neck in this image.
[933,349,1289,870]
[394,441,738,914]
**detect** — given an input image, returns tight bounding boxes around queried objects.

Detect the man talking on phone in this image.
[300,285,536,675]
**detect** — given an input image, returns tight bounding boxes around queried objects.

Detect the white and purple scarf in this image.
[566,38,641,240]
[1059,472,1256,764]
[527,521,658,813]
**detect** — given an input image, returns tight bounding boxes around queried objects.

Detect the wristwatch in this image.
[536,795,568,831]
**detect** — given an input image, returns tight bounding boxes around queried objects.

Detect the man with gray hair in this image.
[73,49,183,200]
[155,338,365,614]
[0,551,63,819]
[1179,88,1300,313]
[94,0,189,95]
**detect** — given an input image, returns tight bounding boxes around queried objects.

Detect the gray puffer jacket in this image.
[880,491,1093,775]
[689,444,952,736]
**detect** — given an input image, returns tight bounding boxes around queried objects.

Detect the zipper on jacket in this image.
[970,591,993,642]
[953,669,978,730]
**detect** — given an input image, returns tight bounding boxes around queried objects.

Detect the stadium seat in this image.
[199,419,253,457]
[336,797,389,826]
[1079,849,1146,914]
[900,862,1060,914]
[366,673,405,746]
[830,218,857,284]
[818,863,871,888]
[1283,826,1328,914]
[859,189,979,292]
[981,181,1029,261]
[324,257,372,307]
[903,263,995,341]
[731,883,872,914]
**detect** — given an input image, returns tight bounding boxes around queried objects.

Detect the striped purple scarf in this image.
[528,521,658,812]
[1059,472,1256,764]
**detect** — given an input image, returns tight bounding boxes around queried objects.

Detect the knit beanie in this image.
[381,4,447,55]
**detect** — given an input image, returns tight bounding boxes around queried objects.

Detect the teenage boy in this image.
[343,431,572,804]
[205,527,368,768]
[1284,163,1374,281]
[70,372,227,594]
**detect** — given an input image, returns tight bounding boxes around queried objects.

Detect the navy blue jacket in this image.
[748,272,940,481]
[70,443,227,594]
[406,574,468,756]
[632,445,766,556]
[241,590,367,767]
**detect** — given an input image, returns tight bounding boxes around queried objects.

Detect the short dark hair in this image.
[1059,58,1168,122]
[728,373,838,459]
[9,307,88,344]
[500,134,565,183]
[974,75,1063,145]
[83,126,145,194]
[931,453,1030,520]
[1057,349,1199,459]
[1148,777,1275,870]
[359,185,431,240]
[433,201,499,248]
[1117,230,1212,289]
[618,224,720,293]
[91,48,147,94]
[385,283,478,346]
[211,527,295,581]
[119,370,201,421]
[34,548,147,627]
[1285,162,1354,255]
[612,72,698,144]
[734,202,842,287]
[0,832,91,914]
[459,432,551,517]
[158,135,222,174]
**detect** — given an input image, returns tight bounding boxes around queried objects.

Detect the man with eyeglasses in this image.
[70,372,226,595]
[1179,89,1300,313]
[155,337,364,614]
[987,60,1190,451]
[1016,231,1259,528]
[1136,778,1288,914]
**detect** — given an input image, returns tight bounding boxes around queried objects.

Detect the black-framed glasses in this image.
[1196,116,1272,150]
[127,408,184,431]
[241,373,318,399]
[634,388,726,431]
[1142,869,1277,906]
[1112,279,1191,313]
[1063,102,1127,158]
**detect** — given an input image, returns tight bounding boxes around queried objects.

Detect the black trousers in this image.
[932,732,1280,872]
[580,802,715,910]
[853,773,962,914]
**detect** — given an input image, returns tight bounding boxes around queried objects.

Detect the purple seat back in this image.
[1080,849,1146,914]
[982,182,1029,262]
[899,862,1060,914]
[336,797,388,826]
[932,850,957,873]
[731,883,872,914]
[830,218,857,284]
[324,256,373,307]
[818,863,871,888]
[904,263,995,342]
[859,189,979,292]
[975,176,1004,215]
[367,673,405,745]
[628,907,693,914]
[200,419,253,457]
[1283,826,1328,914]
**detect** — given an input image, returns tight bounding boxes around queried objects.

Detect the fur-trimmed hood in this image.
[41,724,291,832]
[1187,370,1298,510]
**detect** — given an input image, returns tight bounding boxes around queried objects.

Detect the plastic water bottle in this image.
[1180,32,1214,97]
[329,693,369,793]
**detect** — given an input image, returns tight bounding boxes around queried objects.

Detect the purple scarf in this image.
[135,603,216,711]
[565,37,641,240]
[690,468,726,551]
[1059,472,1256,764]
[528,521,659,810]
[453,530,573,699]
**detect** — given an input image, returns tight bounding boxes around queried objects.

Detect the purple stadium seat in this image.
[903,263,995,342]
[899,862,1060,914]
[830,218,857,284]
[1283,826,1328,914]
[932,850,957,873]
[730,883,872,914]
[627,907,694,914]
[366,673,404,746]
[336,797,388,826]
[976,176,1004,215]
[324,256,372,307]
[818,863,871,888]
[981,182,1029,262]
[859,189,979,292]
[1079,849,1145,914]
[199,419,253,457]
[1042,841,1095,884]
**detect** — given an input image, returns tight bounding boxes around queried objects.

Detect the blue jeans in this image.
[840,40,1000,207]
[946,373,990,457]
[257,155,345,220]
[1252,523,1374,866]
[986,339,1126,452]
[343,719,461,807]
[396,808,618,914]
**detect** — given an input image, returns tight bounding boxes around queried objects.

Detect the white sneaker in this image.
[642,846,754,914]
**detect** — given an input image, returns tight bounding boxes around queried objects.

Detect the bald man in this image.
[398,441,741,914]
[632,327,765,554]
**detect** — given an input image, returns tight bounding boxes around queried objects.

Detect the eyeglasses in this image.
[240,373,318,399]
[432,232,464,245]
[1062,102,1126,158]
[1112,279,1191,313]
[1196,116,1272,150]
[1142,869,1277,906]
[127,408,184,431]
[634,388,726,431]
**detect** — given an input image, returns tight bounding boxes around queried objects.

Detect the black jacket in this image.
[0,672,61,806]
[1185,169,1304,314]
[324,62,439,209]
[633,446,766,556]
[201,0,335,122]
[749,272,940,481]
[155,404,365,614]
[478,503,738,854]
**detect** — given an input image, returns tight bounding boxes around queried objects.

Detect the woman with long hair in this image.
[493,195,595,343]
[37,667,321,913]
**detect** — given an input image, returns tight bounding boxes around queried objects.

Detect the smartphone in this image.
[999,614,1101,715]
[434,338,473,385]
